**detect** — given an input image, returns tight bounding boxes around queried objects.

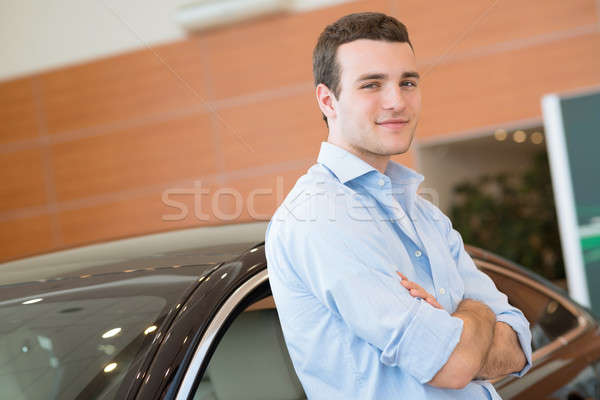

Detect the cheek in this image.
[408,92,422,114]
[343,98,375,123]
[353,97,378,119]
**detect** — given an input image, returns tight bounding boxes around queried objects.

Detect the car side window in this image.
[0,295,167,400]
[190,295,306,400]
[481,267,579,352]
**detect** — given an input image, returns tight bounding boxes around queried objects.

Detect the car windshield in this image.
[0,269,207,400]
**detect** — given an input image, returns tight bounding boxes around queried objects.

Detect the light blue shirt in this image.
[266,142,532,399]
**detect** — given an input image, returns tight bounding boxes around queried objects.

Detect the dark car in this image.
[0,222,598,400]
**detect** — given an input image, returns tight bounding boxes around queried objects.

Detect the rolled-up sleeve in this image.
[269,204,465,383]
[440,213,533,376]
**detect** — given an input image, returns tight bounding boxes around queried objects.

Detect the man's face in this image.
[329,39,421,158]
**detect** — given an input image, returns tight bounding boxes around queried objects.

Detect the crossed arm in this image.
[397,272,527,389]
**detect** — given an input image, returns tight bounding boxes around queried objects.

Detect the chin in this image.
[380,139,413,156]
[390,146,411,156]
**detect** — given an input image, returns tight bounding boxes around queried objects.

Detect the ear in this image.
[316,83,337,121]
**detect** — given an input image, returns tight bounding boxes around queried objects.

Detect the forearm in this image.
[428,299,496,389]
[476,321,527,380]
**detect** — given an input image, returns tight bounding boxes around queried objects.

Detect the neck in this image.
[327,139,390,174]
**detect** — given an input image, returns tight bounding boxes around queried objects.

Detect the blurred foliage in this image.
[450,151,565,280]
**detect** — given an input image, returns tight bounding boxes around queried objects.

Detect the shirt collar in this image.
[317,142,424,187]
[317,142,376,184]
[384,159,425,187]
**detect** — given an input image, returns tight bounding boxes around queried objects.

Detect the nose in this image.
[382,85,407,112]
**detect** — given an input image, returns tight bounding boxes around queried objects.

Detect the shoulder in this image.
[269,164,375,245]
[273,164,361,222]
[416,194,452,232]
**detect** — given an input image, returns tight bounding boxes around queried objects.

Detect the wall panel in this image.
[395,0,598,62]
[57,178,230,246]
[0,148,47,212]
[0,215,54,261]
[0,77,39,146]
[51,112,215,201]
[217,91,323,172]
[419,31,600,137]
[39,47,204,136]
[1,0,599,261]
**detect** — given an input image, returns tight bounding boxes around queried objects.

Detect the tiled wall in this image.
[1,0,599,261]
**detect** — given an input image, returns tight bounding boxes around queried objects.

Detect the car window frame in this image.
[477,259,590,363]
[174,269,269,400]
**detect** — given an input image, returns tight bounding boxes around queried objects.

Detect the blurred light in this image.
[546,301,558,314]
[98,344,116,355]
[144,325,158,335]
[250,248,258,253]
[22,298,43,305]
[102,328,122,339]
[80,274,91,279]
[175,0,286,32]
[221,273,228,279]
[104,362,117,373]
[37,336,52,350]
[513,130,527,143]
[494,129,507,141]
[21,346,28,353]
[531,131,544,144]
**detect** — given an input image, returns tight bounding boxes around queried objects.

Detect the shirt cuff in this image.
[497,313,533,377]
[384,300,464,383]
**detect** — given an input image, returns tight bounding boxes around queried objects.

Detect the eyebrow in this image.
[355,71,421,82]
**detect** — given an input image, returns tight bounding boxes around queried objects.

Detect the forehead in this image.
[336,39,417,80]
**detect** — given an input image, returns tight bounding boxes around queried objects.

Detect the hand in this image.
[396,272,443,310]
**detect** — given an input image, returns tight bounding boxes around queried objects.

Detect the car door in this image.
[174,268,306,400]
[476,258,600,400]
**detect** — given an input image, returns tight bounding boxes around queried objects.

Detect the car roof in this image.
[0,222,269,288]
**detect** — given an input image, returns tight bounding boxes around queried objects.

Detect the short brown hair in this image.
[312,12,413,124]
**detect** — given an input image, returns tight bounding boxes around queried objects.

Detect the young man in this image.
[266,12,531,399]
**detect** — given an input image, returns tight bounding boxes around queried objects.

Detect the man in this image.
[266,12,531,399]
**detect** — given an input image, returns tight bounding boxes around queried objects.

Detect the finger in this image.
[402,280,423,292]
[423,296,443,309]
[396,271,408,281]
[426,297,444,310]
[405,286,443,308]
[399,279,415,289]
[409,288,429,299]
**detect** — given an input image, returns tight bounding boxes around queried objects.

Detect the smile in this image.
[376,120,409,129]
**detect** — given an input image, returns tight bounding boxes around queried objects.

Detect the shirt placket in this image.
[412,212,454,311]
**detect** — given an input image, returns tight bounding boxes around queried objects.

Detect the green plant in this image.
[450,151,565,280]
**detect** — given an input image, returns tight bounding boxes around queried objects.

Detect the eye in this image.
[360,82,380,89]
[401,80,418,88]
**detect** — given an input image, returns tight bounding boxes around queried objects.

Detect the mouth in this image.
[376,119,409,129]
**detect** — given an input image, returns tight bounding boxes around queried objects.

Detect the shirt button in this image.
[439,288,446,295]
[414,250,422,257]
[377,178,385,186]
